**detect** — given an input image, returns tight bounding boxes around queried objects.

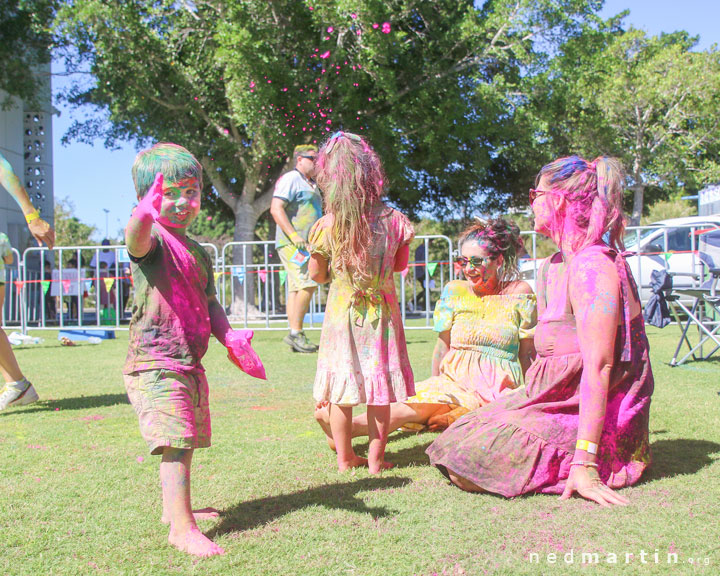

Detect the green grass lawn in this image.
[1,326,718,575]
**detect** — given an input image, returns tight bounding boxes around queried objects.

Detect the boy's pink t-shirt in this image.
[123,225,215,375]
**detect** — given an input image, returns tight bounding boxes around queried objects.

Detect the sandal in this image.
[60,337,77,347]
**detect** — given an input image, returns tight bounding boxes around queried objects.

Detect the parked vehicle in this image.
[624,216,720,301]
[519,216,720,303]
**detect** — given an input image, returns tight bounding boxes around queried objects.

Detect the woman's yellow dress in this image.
[407,280,536,410]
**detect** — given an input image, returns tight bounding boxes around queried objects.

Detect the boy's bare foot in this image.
[369,460,395,474]
[314,402,336,452]
[337,455,368,471]
[162,507,220,524]
[168,526,225,557]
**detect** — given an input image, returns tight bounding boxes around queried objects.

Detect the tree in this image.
[0,0,55,106]
[55,0,600,310]
[54,197,97,257]
[530,25,720,224]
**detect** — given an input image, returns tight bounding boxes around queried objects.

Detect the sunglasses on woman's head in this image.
[454,256,495,269]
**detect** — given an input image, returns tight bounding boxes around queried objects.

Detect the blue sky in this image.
[52,1,720,240]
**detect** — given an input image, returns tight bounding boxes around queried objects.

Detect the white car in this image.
[624,216,720,300]
[519,215,720,302]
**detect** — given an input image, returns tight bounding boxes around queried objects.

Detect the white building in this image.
[0,64,54,262]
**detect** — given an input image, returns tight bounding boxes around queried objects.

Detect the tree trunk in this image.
[228,203,261,318]
[629,157,645,226]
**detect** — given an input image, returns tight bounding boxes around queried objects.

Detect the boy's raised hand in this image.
[135,172,164,221]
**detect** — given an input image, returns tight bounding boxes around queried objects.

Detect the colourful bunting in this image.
[427,262,438,276]
[62,280,71,294]
[13,280,24,290]
[41,280,51,295]
[233,266,245,283]
[258,270,268,283]
[103,278,115,292]
[279,270,287,286]
[401,267,409,279]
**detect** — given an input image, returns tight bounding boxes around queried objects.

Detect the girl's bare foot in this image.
[162,507,220,524]
[314,402,336,452]
[168,526,225,557]
[369,460,395,474]
[337,455,368,471]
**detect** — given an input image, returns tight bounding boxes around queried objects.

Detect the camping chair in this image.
[668,229,720,366]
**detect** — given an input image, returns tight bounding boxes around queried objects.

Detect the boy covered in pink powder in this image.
[123,142,234,557]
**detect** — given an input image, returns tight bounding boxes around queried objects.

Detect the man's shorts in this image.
[124,369,211,455]
[277,243,318,292]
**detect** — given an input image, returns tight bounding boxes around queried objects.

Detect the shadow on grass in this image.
[0,393,129,416]
[643,438,720,482]
[351,431,436,468]
[210,476,411,537]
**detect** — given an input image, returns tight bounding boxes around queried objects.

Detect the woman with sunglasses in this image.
[315,217,536,446]
[427,156,654,507]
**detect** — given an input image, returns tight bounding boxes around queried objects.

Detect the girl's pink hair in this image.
[315,132,385,284]
[536,155,627,252]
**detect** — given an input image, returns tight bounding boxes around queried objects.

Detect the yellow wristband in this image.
[25,210,41,224]
[290,232,301,241]
[575,439,598,455]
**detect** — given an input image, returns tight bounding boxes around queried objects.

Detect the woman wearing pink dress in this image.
[427,156,654,506]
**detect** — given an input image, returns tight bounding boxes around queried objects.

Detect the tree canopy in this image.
[526,24,720,224]
[0,0,55,106]
[55,0,602,232]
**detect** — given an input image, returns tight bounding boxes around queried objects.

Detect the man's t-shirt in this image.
[123,226,216,375]
[273,169,322,248]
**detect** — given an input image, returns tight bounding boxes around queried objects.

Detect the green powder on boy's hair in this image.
[132,142,202,198]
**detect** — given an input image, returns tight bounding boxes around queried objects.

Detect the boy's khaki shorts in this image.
[277,244,317,292]
[124,369,211,455]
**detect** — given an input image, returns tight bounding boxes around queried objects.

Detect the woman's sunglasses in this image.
[454,256,495,269]
[529,188,550,204]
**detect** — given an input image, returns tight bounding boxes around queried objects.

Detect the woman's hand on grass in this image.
[559,465,630,507]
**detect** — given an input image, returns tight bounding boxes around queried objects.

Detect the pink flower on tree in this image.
[382,22,391,34]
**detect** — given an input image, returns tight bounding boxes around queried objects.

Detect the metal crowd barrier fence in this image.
[13,243,218,333]
[217,236,454,331]
[1,248,24,327]
[219,239,327,329]
[7,225,716,334]
[400,235,455,329]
